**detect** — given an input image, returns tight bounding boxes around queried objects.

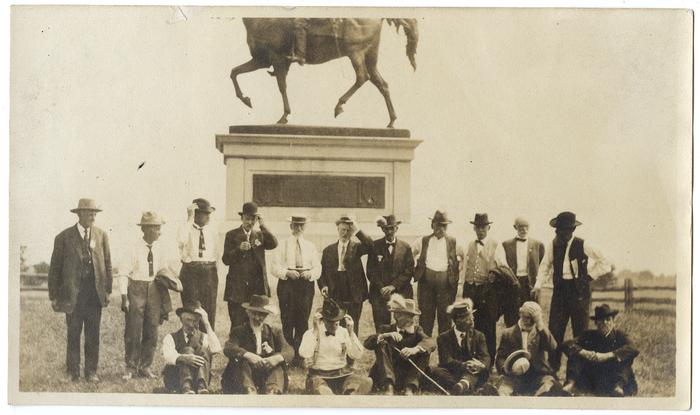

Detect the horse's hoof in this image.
[334,107,344,118]
[241,97,252,108]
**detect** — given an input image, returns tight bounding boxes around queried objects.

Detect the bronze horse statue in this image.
[231,18,418,128]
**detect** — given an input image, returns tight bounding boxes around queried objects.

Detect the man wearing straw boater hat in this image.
[495,301,565,396]
[428,298,492,396]
[119,211,181,380]
[318,214,374,335]
[176,198,219,329]
[223,201,278,331]
[367,214,415,332]
[161,302,222,394]
[364,294,435,395]
[531,211,613,372]
[271,214,320,366]
[561,304,639,396]
[411,209,460,336]
[221,295,293,394]
[298,297,372,395]
[49,198,113,383]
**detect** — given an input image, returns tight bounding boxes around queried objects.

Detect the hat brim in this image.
[504,350,531,375]
[287,217,307,224]
[322,308,346,322]
[137,221,165,226]
[591,310,619,320]
[470,221,493,225]
[429,217,452,224]
[176,308,202,318]
[242,303,278,315]
[335,220,354,225]
[549,218,582,228]
[389,307,421,315]
[71,208,102,213]
[379,222,402,228]
[197,207,215,213]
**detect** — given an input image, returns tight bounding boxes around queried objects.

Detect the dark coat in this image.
[364,323,436,353]
[48,225,113,313]
[366,238,414,303]
[318,230,374,304]
[436,327,490,374]
[502,237,545,287]
[496,324,557,376]
[224,322,294,362]
[222,225,278,303]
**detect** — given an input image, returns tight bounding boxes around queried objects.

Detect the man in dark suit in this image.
[222,202,278,331]
[366,214,415,331]
[48,198,113,383]
[221,295,293,394]
[561,304,639,397]
[318,214,374,336]
[428,298,491,395]
[502,217,545,323]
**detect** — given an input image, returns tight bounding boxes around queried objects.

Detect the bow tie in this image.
[475,240,484,246]
[325,331,335,336]
[386,241,395,246]
[516,238,527,242]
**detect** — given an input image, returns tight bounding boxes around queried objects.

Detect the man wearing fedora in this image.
[561,304,639,397]
[496,301,563,396]
[223,202,278,331]
[271,215,320,366]
[367,214,415,332]
[411,209,460,337]
[502,217,545,317]
[49,198,113,382]
[461,213,510,361]
[177,198,219,329]
[299,298,372,395]
[221,295,293,394]
[429,298,491,395]
[532,211,613,372]
[363,294,435,395]
[162,303,222,394]
[318,214,374,336]
[119,211,181,380]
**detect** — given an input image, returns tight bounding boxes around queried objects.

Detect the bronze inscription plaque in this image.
[253,174,385,208]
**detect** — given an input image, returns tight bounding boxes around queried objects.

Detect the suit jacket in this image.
[366,238,414,303]
[48,225,113,313]
[222,225,278,303]
[364,323,436,353]
[436,327,490,374]
[562,329,639,363]
[318,230,374,304]
[496,324,557,376]
[502,238,545,287]
[224,322,294,363]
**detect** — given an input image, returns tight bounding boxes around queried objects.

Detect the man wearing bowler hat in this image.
[367,214,415,332]
[502,217,545,315]
[271,215,320,365]
[223,202,278,331]
[318,214,374,335]
[177,198,219,329]
[411,209,460,336]
[531,211,613,372]
[49,198,113,383]
[561,304,639,396]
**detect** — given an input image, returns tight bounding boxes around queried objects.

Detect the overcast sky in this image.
[10,6,691,275]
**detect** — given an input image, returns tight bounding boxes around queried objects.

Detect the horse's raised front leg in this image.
[230,58,267,108]
[335,54,368,118]
[273,63,291,124]
[367,55,397,128]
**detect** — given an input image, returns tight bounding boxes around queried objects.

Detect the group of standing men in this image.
[48,197,639,397]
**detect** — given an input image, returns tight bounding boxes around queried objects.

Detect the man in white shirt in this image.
[298,298,372,395]
[161,303,222,394]
[531,211,613,372]
[271,215,320,366]
[177,198,219,329]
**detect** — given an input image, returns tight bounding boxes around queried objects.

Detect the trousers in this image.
[66,274,102,377]
[124,279,161,371]
[463,282,498,361]
[180,262,218,330]
[548,280,590,371]
[306,372,373,395]
[277,279,315,356]
[418,269,456,336]
[369,341,429,392]
[221,360,287,394]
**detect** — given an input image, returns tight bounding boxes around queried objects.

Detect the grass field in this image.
[18,286,675,396]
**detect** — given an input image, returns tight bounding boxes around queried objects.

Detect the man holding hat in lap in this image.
[364,294,435,395]
[298,298,372,395]
[161,302,222,394]
[496,301,564,396]
[561,304,639,396]
[221,295,293,394]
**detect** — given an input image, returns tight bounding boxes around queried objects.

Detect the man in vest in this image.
[161,303,222,394]
[367,214,415,332]
[461,213,508,362]
[531,211,613,372]
[270,215,320,366]
[411,209,459,337]
[502,217,545,323]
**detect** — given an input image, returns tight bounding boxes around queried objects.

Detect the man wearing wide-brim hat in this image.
[222,201,278,331]
[48,198,113,383]
[410,209,460,336]
[367,214,416,332]
[531,211,613,372]
[364,294,436,395]
[221,295,293,394]
[299,298,372,395]
[561,304,639,397]
[119,211,181,380]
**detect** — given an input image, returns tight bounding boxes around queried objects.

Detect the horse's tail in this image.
[386,18,419,71]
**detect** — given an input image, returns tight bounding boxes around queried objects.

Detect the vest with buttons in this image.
[171,328,204,354]
[414,235,458,284]
[552,237,589,291]
[464,239,499,284]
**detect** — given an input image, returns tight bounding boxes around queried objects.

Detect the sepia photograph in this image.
[7,4,692,410]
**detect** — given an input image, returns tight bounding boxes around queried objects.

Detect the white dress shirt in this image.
[337,239,350,271]
[517,321,532,350]
[271,235,321,281]
[453,326,467,347]
[534,238,612,289]
[76,223,91,241]
[176,220,218,263]
[516,238,529,277]
[411,236,448,272]
[161,329,222,366]
[118,238,177,294]
[298,326,364,370]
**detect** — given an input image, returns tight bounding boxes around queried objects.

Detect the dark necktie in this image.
[295,238,303,268]
[195,225,205,258]
[461,332,469,353]
[83,228,92,263]
[325,331,335,336]
[516,238,527,242]
[476,239,484,246]
[386,240,395,255]
[147,244,154,277]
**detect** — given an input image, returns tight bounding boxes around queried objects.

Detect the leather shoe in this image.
[68,372,80,383]
[86,374,100,383]
[451,379,471,395]
[381,383,394,395]
[138,368,158,379]
[245,386,258,395]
